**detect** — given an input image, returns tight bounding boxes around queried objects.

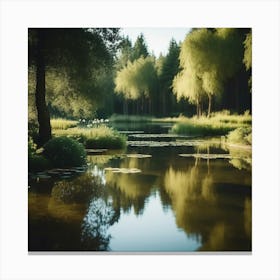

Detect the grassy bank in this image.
[51,118,78,130]
[53,125,127,149]
[170,111,251,137]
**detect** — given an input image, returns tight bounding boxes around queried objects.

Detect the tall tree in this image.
[114,56,157,113]
[157,39,180,116]
[115,36,134,70]
[28,28,120,145]
[173,28,244,117]
[131,33,149,60]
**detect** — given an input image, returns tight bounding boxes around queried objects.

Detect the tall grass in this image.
[53,125,127,149]
[171,111,251,137]
[51,118,78,130]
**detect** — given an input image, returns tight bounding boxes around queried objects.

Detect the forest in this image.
[28,28,252,252]
[28,28,251,147]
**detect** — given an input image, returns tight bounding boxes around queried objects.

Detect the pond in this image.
[28,122,252,252]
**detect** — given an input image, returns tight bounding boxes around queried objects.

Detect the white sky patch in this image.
[121,27,191,57]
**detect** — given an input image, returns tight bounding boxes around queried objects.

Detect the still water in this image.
[28,122,251,252]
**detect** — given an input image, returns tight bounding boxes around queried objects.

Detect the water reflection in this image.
[29,173,119,251]
[163,158,251,251]
[51,174,101,204]
[81,198,118,251]
[29,125,251,251]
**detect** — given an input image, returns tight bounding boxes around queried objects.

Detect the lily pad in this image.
[126,154,152,158]
[104,167,141,174]
[118,130,144,134]
[36,174,52,179]
[179,153,232,159]
[86,149,108,154]
[127,140,201,147]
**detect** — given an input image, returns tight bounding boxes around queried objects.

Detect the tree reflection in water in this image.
[81,198,118,251]
[164,155,251,251]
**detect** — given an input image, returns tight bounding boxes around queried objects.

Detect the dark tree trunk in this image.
[35,30,51,146]
[162,91,166,116]
[207,95,212,117]
[149,98,152,115]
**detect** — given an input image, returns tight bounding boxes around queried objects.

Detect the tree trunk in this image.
[207,95,212,117]
[35,30,51,146]
[162,92,166,116]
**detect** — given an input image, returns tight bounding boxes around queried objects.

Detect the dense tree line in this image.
[114,28,251,118]
[28,28,252,145]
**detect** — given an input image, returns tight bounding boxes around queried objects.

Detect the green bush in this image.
[29,154,51,172]
[43,136,86,168]
[227,127,252,145]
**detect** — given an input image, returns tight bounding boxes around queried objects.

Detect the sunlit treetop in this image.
[173,28,245,111]
[115,56,157,100]
[243,31,252,71]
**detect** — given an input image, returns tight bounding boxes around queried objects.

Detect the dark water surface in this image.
[28,122,251,252]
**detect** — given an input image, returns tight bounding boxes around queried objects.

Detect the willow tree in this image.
[173,28,244,117]
[115,56,157,114]
[173,68,205,117]
[28,28,120,145]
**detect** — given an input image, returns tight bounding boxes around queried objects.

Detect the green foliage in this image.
[243,31,252,71]
[171,121,233,136]
[28,28,121,143]
[115,56,157,100]
[171,112,251,136]
[28,137,37,155]
[173,28,245,115]
[115,36,134,70]
[28,137,51,172]
[43,137,86,168]
[227,127,252,145]
[50,118,78,130]
[29,155,51,172]
[53,126,127,150]
[131,33,149,60]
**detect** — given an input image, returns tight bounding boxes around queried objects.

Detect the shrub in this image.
[227,127,252,145]
[29,154,51,172]
[43,136,86,168]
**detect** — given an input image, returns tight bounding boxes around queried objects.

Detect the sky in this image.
[121,28,191,58]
